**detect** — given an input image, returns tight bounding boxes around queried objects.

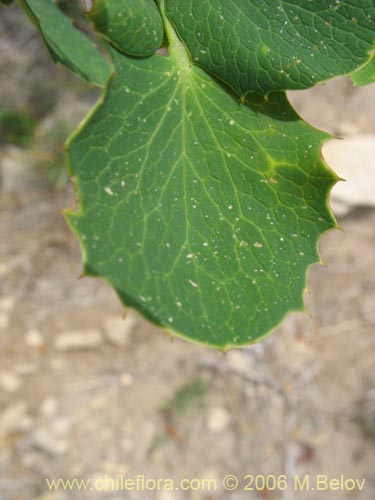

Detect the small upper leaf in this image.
[22,0,110,86]
[86,0,164,57]
[166,0,375,96]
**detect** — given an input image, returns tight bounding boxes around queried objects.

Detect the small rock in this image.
[0,296,15,311]
[226,350,249,373]
[32,428,68,455]
[54,329,102,351]
[51,417,72,437]
[119,372,134,387]
[0,371,22,393]
[0,402,32,438]
[25,328,44,348]
[40,397,58,418]
[104,313,138,347]
[206,406,231,434]
[323,135,375,216]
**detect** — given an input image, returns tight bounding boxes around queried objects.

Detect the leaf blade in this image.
[66,45,338,348]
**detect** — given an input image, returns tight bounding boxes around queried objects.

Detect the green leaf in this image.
[20,0,110,86]
[1,0,14,6]
[86,0,164,57]
[351,55,375,85]
[166,0,375,97]
[66,21,338,349]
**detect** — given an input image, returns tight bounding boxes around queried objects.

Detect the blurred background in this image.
[0,2,374,500]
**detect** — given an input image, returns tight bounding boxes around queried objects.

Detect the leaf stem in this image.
[157,0,190,70]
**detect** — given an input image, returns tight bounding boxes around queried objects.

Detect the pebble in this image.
[40,397,58,418]
[119,372,134,387]
[32,428,69,455]
[0,371,22,393]
[0,296,15,311]
[25,328,44,348]
[51,417,72,437]
[54,329,102,351]
[206,406,231,434]
[226,350,249,372]
[0,402,32,438]
[323,135,375,216]
[103,313,138,347]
